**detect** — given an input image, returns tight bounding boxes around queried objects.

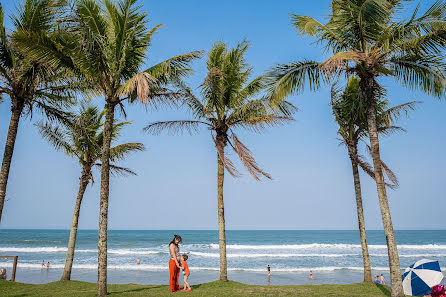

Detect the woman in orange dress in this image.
[168,234,182,292]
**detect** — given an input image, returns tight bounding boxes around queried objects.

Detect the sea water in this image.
[0,230,445,285]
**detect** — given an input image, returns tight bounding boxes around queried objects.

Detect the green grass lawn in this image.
[0,280,393,297]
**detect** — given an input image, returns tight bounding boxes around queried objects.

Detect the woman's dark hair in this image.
[169,234,182,246]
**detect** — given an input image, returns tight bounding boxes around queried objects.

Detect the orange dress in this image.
[169,244,180,292]
[183,261,190,276]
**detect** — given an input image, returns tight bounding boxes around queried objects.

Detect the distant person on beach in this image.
[374,275,381,284]
[168,234,182,292]
[136,258,141,265]
[309,270,313,280]
[0,268,6,280]
[380,274,385,285]
[267,265,270,277]
[46,262,50,269]
[41,260,45,268]
[180,254,191,292]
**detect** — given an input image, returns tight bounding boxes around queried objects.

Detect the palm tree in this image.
[0,0,75,223]
[37,105,143,281]
[14,0,202,294]
[144,41,295,281]
[266,2,446,295]
[331,76,416,283]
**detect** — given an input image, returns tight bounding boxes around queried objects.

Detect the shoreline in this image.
[0,279,394,297]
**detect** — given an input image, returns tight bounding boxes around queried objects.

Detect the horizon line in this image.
[1,228,445,231]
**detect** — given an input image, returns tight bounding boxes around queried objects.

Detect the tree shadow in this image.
[108,285,163,295]
[375,284,391,297]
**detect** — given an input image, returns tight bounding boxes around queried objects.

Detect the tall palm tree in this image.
[266,2,446,295]
[37,105,144,281]
[331,76,416,283]
[14,0,202,294]
[144,41,295,281]
[0,0,75,223]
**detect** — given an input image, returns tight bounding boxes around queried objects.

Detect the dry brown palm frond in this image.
[361,145,399,189]
[381,160,399,188]
[350,151,397,190]
[213,136,241,178]
[230,134,271,181]
[320,51,366,75]
[119,72,157,104]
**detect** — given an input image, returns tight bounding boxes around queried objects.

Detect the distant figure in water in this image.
[309,270,313,280]
[41,260,45,267]
[0,268,7,280]
[136,258,141,265]
[267,265,271,285]
[46,262,50,269]
[380,274,385,285]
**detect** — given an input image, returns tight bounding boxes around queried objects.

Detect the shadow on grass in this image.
[109,285,163,295]
[375,284,391,297]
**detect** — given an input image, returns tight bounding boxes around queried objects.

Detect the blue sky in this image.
[0,0,444,230]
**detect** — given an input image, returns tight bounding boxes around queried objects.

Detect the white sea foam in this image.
[190,252,359,258]
[0,247,68,253]
[0,247,163,255]
[198,243,446,251]
[0,262,398,272]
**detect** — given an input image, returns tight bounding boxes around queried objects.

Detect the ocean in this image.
[0,230,445,286]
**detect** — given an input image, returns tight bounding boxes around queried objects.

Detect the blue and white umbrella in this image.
[402,259,444,296]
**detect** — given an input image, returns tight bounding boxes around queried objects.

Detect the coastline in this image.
[0,279,394,297]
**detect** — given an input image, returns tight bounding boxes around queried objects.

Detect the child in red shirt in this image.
[180,254,191,292]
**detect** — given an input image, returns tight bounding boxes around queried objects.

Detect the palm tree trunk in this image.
[216,141,228,281]
[61,171,90,281]
[361,78,404,297]
[0,103,23,223]
[97,103,115,297]
[348,148,372,283]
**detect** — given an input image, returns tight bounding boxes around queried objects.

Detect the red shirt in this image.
[183,261,190,276]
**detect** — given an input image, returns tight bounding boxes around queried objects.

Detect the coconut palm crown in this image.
[0,0,77,223]
[37,105,143,281]
[331,76,417,282]
[13,1,203,295]
[144,40,296,281]
[331,76,417,187]
[265,2,446,296]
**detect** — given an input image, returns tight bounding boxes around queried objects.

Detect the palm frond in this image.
[213,135,241,178]
[265,60,325,104]
[389,54,446,98]
[95,163,137,176]
[36,120,74,156]
[382,101,419,126]
[230,134,271,181]
[109,142,144,162]
[143,120,208,135]
[143,51,204,86]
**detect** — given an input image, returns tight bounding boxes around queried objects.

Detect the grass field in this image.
[0,280,394,296]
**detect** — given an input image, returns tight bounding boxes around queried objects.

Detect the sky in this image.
[0,0,444,230]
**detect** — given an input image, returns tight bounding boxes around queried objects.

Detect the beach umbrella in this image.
[402,259,444,296]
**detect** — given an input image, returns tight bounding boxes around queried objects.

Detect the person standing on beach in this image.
[310,270,313,280]
[168,234,182,292]
[380,274,385,285]
[136,258,141,265]
[41,260,45,268]
[180,254,191,292]
[267,265,270,277]
[46,262,50,269]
